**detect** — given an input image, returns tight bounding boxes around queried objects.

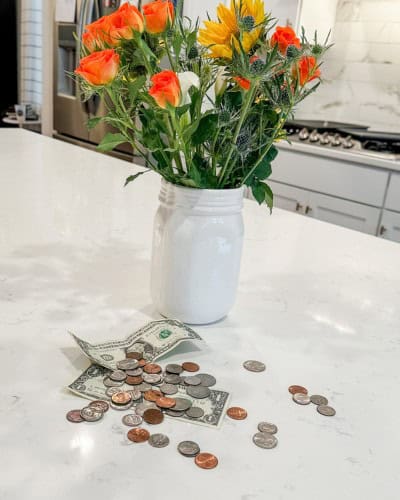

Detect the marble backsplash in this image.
[296,0,400,132]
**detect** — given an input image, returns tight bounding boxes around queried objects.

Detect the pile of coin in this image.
[289,385,336,416]
[178,440,218,470]
[253,421,278,449]
[66,399,109,423]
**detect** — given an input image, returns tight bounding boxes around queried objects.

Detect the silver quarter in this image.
[125,368,143,376]
[148,433,170,448]
[127,389,142,401]
[317,405,336,416]
[257,422,278,434]
[109,370,127,382]
[117,359,139,370]
[183,376,202,386]
[186,385,210,399]
[122,414,143,426]
[109,400,134,411]
[293,393,311,405]
[159,383,178,395]
[310,395,328,406]
[135,401,158,416]
[142,373,162,384]
[253,432,278,449]
[172,398,192,411]
[185,407,204,418]
[106,387,122,397]
[196,374,217,387]
[89,400,109,413]
[80,406,103,422]
[136,382,152,392]
[165,409,185,417]
[103,377,124,388]
[178,440,200,457]
[165,363,183,374]
[243,360,266,372]
[163,374,182,384]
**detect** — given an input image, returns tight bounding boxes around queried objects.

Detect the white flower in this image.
[215,67,228,97]
[178,71,200,105]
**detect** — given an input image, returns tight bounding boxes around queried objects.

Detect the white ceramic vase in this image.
[151,179,244,324]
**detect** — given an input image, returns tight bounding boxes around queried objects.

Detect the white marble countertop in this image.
[1,129,400,500]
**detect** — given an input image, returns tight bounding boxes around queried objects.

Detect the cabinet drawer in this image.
[385,173,400,212]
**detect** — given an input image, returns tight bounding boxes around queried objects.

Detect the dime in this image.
[253,432,278,449]
[127,428,150,443]
[156,397,176,409]
[165,363,183,375]
[159,383,178,395]
[136,401,158,416]
[148,433,170,448]
[80,406,103,422]
[126,375,143,386]
[127,389,142,401]
[126,351,142,360]
[184,376,202,386]
[137,359,147,367]
[166,409,185,417]
[195,452,218,470]
[293,393,311,405]
[317,405,336,417]
[196,374,216,387]
[143,408,164,425]
[111,391,132,405]
[257,422,278,434]
[136,383,152,393]
[185,407,204,419]
[105,387,122,397]
[143,363,162,374]
[142,373,162,384]
[66,409,84,423]
[310,395,328,406]
[103,377,124,388]
[126,368,143,377]
[173,398,192,411]
[186,385,210,399]
[243,360,266,372]
[144,390,163,402]
[177,440,200,457]
[226,407,247,420]
[117,359,139,370]
[288,385,308,395]
[182,362,200,372]
[163,374,182,385]
[89,400,110,413]
[122,414,143,427]
[110,400,134,411]
[110,370,127,382]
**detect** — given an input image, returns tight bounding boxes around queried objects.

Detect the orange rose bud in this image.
[109,2,144,43]
[82,30,98,52]
[149,70,181,108]
[234,76,251,91]
[143,0,174,34]
[75,49,120,86]
[271,26,300,55]
[294,55,321,86]
[84,15,112,47]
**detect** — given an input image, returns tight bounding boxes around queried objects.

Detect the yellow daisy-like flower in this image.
[198,0,265,59]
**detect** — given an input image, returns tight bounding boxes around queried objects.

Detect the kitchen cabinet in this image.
[378,210,400,243]
[385,173,400,213]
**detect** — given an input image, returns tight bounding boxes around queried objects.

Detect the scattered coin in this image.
[126,375,143,386]
[243,360,266,372]
[186,385,211,399]
[159,383,178,395]
[310,395,328,406]
[196,374,217,387]
[126,368,143,376]
[122,414,143,427]
[117,359,139,370]
[148,433,170,448]
[156,397,176,409]
[89,400,110,413]
[253,432,278,449]
[80,406,103,422]
[257,422,278,434]
[184,376,202,386]
[110,400,134,411]
[143,363,162,374]
[127,428,150,443]
[127,389,142,401]
[136,383,152,393]
[144,389,163,402]
[103,377,124,388]
[163,374,182,385]
[66,409,84,423]
[182,362,200,372]
[143,408,164,425]
[195,452,218,469]
[166,363,183,375]
[136,401,158,416]
[317,405,336,417]
[178,440,200,457]
[227,407,248,420]
[105,387,122,397]
[186,407,204,419]
[142,373,162,384]
[137,359,148,367]
[165,409,185,417]
[110,370,127,382]
[293,393,311,405]
[173,398,192,411]
[288,385,308,395]
[111,391,132,405]
[125,351,142,360]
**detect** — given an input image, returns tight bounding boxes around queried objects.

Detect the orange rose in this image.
[82,30,98,52]
[149,70,180,108]
[294,56,321,86]
[234,76,251,91]
[271,26,300,55]
[84,15,112,48]
[75,49,120,86]
[109,2,144,43]
[143,0,174,34]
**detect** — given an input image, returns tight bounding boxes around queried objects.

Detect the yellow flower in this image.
[198,0,265,59]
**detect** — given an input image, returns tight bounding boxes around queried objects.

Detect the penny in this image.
[126,351,142,360]
[253,432,278,449]
[163,374,182,385]
[110,400,134,411]
[143,363,162,374]
[137,359,147,367]
[186,385,210,399]
[89,400,110,413]
[144,389,163,402]
[148,433,170,448]
[288,385,308,395]
[126,375,143,386]
[182,362,200,372]
[227,407,248,420]
[243,360,266,372]
[127,389,142,401]
[136,401,158,416]
[156,397,176,409]
[293,393,311,405]
[173,398,192,411]
[111,391,132,405]
[186,407,204,419]
[197,374,216,387]
[117,359,139,370]
[184,376,202,386]
[126,368,143,377]
[166,363,183,375]
[103,377,124,387]
[143,408,164,425]
[80,406,103,422]
[105,387,122,397]
[142,373,162,384]
[136,383,152,393]
[317,405,336,416]
[127,428,150,443]
[177,440,200,457]
[122,414,143,427]
[258,422,278,434]
[66,409,84,423]
[110,370,127,382]
[159,383,178,395]
[166,409,185,417]
[195,452,218,469]
[310,395,328,406]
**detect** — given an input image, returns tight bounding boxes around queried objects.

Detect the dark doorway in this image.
[0,0,18,126]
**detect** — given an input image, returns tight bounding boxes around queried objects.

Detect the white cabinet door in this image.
[268,180,310,213]
[378,210,400,243]
[385,173,400,213]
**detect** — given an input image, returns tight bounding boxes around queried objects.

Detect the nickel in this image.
[243,360,266,372]
[253,432,278,449]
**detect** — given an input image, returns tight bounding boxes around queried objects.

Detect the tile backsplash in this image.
[296,0,400,131]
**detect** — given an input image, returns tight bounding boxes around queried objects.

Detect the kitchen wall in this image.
[296,0,400,132]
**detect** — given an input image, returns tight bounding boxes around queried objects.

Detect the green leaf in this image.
[87,116,102,130]
[97,132,126,152]
[251,182,274,212]
[126,75,146,101]
[263,183,273,213]
[192,114,218,146]
[253,159,272,180]
[124,170,148,187]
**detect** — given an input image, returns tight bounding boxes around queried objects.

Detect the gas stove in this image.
[284,120,400,161]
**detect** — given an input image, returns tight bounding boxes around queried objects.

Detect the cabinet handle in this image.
[305,205,312,215]
[295,202,303,212]
[379,225,387,236]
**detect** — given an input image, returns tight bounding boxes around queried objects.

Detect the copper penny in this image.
[111,391,132,405]
[144,389,163,402]
[195,452,218,470]
[288,385,308,395]
[66,409,84,423]
[127,428,150,443]
[143,363,162,374]
[143,408,164,424]
[226,407,248,420]
[126,375,143,385]
[182,362,200,372]
[156,397,176,409]
[137,359,147,367]
[126,351,142,360]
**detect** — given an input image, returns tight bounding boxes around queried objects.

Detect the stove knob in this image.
[331,133,342,147]
[342,135,354,149]
[309,129,319,142]
[319,132,330,145]
[299,128,309,140]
